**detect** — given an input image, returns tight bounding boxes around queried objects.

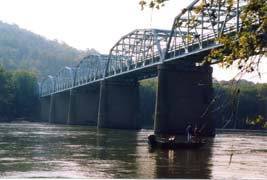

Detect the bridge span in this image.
[39,0,245,136]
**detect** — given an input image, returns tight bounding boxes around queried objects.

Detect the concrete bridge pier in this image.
[154,64,215,137]
[49,91,71,124]
[97,80,140,129]
[67,87,99,125]
[40,96,52,122]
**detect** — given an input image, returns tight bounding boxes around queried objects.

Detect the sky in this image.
[0,0,266,83]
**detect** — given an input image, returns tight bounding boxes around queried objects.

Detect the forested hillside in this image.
[0,21,86,79]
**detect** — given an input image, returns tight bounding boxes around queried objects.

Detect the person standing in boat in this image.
[186,124,193,142]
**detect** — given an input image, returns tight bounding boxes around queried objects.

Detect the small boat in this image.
[148,134,206,150]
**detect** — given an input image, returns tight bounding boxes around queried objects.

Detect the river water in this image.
[0,122,266,179]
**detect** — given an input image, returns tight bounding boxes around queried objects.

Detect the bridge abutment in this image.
[154,64,215,136]
[97,80,140,129]
[68,87,99,125]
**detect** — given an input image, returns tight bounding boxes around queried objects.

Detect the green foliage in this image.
[13,70,38,118]
[0,65,15,119]
[0,66,38,121]
[206,0,267,74]
[246,115,267,129]
[139,0,168,10]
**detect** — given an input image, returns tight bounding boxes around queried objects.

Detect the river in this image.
[0,122,266,178]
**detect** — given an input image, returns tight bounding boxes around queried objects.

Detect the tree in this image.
[139,0,168,9]
[0,65,15,120]
[13,70,38,118]
[0,65,39,121]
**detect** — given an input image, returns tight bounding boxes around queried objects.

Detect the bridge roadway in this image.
[39,0,245,136]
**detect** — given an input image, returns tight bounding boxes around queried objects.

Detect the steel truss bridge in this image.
[40,0,247,97]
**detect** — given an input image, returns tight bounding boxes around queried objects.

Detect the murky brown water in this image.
[0,122,266,178]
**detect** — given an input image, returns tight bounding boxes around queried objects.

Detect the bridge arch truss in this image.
[74,54,108,86]
[40,0,246,97]
[40,75,55,97]
[105,29,175,76]
[54,66,75,93]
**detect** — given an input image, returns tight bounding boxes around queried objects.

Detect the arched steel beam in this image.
[105,28,173,77]
[40,75,55,96]
[54,66,75,93]
[74,54,108,86]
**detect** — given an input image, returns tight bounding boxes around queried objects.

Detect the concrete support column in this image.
[154,64,214,136]
[49,94,54,123]
[40,96,51,122]
[97,80,140,129]
[50,91,71,124]
[68,87,99,125]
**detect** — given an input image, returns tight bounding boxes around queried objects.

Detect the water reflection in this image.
[95,128,139,178]
[152,142,213,179]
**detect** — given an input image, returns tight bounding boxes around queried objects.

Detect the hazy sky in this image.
[0,0,266,82]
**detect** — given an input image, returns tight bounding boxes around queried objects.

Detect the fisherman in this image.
[186,124,193,142]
